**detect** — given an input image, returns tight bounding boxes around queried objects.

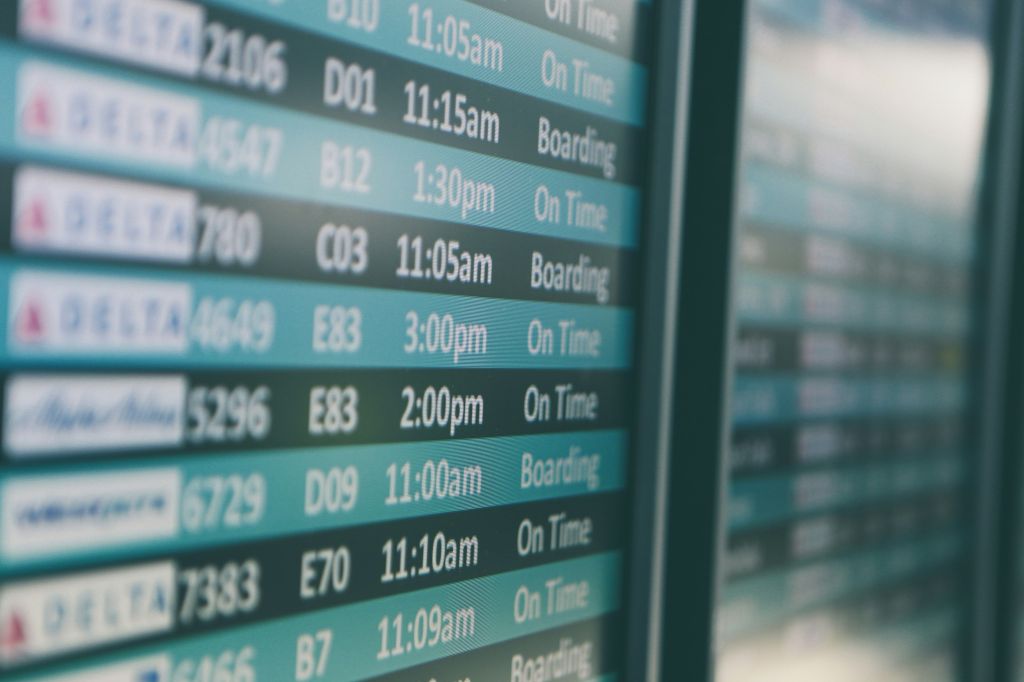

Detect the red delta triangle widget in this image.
[22,0,57,31]
[0,610,27,660]
[15,296,46,345]
[17,193,51,242]
[22,87,54,139]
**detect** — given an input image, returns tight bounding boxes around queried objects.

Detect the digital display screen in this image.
[0,2,652,680]
[718,0,993,680]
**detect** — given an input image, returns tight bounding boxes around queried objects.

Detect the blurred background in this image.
[714,0,1016,680]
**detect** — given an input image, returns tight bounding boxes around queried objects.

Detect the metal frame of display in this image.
[656,1,750,680]
[623,1,697,679]
[655,0,1024,680]
[984,0,1024,678]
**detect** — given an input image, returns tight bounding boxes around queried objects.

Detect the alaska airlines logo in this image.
[0,610,26,660]
[13,167,196,263]
[0,563,174,664]
[2,469,180,559]
[9,271,191,354]
[17,61,199,167]
[5,375,186,457]
[19,0,203,77]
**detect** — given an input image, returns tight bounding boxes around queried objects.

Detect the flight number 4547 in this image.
[199,118,281,178]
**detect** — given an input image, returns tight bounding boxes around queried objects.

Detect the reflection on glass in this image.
[718,1,993,681]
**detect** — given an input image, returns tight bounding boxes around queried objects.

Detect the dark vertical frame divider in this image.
[646,0,1024,679]
[624,1,695,679]
[640,0,1024,678]
[986,0,1024,679]
[658,1,749,681]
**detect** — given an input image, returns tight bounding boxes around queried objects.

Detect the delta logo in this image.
[0,609,26,661]
[8,271,192,354]
[0,563,175,664]
[13,167,197,263]
[19,0,204,77]
[17,62,200,168]
[0,620,170,679]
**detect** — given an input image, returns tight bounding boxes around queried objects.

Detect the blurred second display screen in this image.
[717,0,994,680]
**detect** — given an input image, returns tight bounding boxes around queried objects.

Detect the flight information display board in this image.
[717,1,992,680]
[0,1,653,680]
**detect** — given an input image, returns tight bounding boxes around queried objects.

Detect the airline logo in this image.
[0,563,174,664]
[19,0,203,76]
[17,61,199,167]
[36,655,169,682]
[2,469,181,559]
[9,271,192,354]
[5,375,186,458]
[14,166,196,263]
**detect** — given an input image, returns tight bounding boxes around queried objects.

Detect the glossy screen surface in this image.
[0,1,654,680]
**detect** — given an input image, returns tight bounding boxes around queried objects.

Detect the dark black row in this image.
[725,489,962,581]
[0,163,639,308]
[2,3,647,185]
[729,414,965,478]
[738,222,970,300]
[734,325,965,375]
[0,368,632,465]
[6,492,623,673]
[464,0,650,62]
